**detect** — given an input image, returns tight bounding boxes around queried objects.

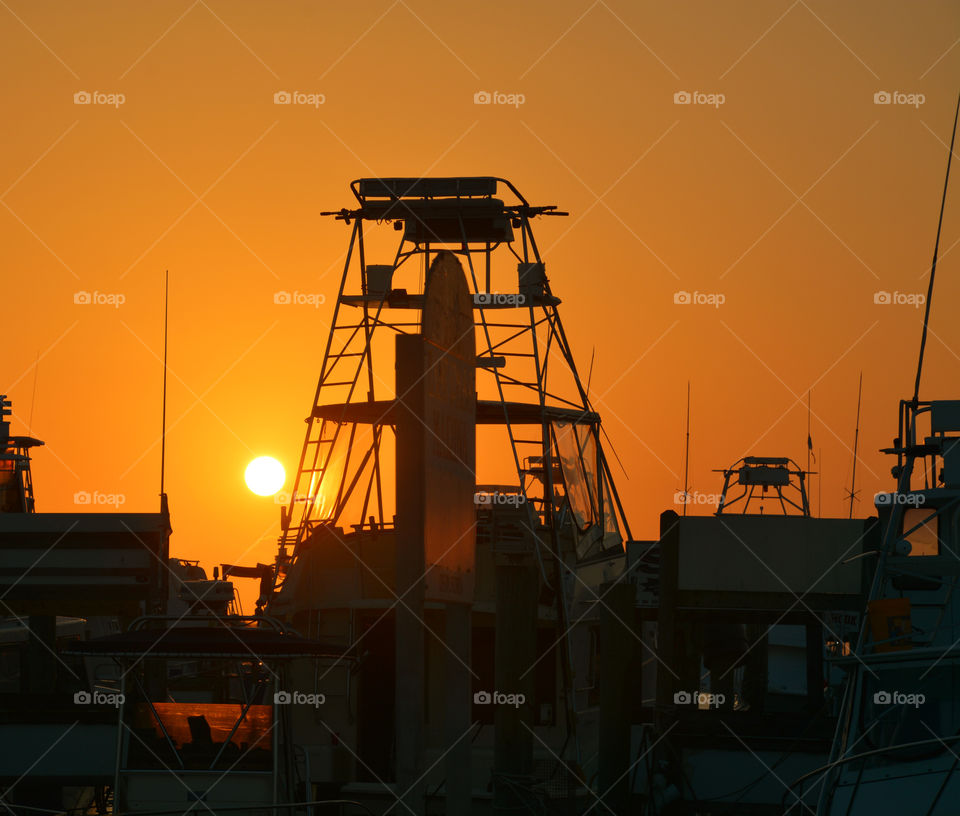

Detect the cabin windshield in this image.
[126,702,273,771]
[553,421,621,557]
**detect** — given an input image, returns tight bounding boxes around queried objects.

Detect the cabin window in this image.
[901,508,939,556]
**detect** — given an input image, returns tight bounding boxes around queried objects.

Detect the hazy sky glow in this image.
[3,1,959,607]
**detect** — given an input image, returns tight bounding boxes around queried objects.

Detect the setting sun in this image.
[244,456,285,496]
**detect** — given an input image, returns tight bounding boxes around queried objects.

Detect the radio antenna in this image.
[160,270,169,499]
[682,381,691,516]
[846,372,863,519]
[28,351,39,431]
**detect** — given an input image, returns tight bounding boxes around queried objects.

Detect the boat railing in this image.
[784,734,960,810]
[127,614,290,633]
[3,800,379,816]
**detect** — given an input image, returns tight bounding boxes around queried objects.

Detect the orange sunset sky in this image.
[2,1,959,608]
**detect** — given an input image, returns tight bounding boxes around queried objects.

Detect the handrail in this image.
[128,614,289,633]
[3,800,378,816]
[786,734,960,807]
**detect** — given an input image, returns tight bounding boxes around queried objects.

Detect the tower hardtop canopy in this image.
[321,176,567,225]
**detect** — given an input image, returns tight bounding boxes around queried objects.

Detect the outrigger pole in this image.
[913,90,960,403]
